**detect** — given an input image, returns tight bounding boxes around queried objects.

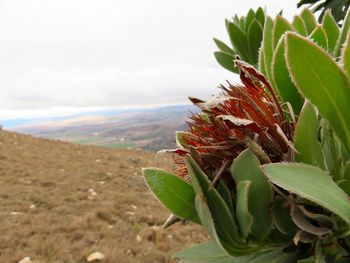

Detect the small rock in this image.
[95,159,101,163]
[88,188,97,196]
[136,234,142,242]
[18,257,32,263]
[131,205,137,210]
[10,211,21,216]
[125,211,135,216]
[29,204,36,209]
[87,251,105,262]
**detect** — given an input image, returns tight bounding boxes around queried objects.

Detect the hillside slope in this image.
[0,130,206,263]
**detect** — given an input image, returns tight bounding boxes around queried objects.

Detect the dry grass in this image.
[0,130,207,263]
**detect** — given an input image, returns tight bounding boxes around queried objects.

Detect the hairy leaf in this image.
[226,21,250,62]
[300,8,317,34]
[231,149,272,241]
[214,51,238,73]
[186,157,259,255]
[292,15,308,36]
[342,31,350,78]
[143,168,199,223]
[262,163,350,224]
[322,10,340,53]
[286,32,350,154]
[236,180,254,239]
[214,38,235,55]
[262,16,274,82]
[173,241,246,263]
[335,7,350,57]
[310,26,328,50]
[272,36,303,114]
[248,19,263,65]
[273,16,294,48]
[294,102,325,168]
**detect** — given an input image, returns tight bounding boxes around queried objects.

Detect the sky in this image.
[0,0,298,120]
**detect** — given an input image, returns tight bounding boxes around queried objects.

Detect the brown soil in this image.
[0,130,207,263]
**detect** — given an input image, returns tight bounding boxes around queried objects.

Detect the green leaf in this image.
[217,181,234,216]
[236,181,254,239]
[239,17,246,32]
[262,16,274,82]
[342,31,350,78]
[214,51,238,74]
[262,163,350,224]
[320,120,343,180]
[143,168,199,223]
[294,102,325,169]
[233,15,240,26]
[343,161,350,180]
[300,8,317,34]
[322,10,340,53]
[255,7,265,26]
[231,149,272,241]
[226,21,250,62]
[173,241,239,263]
[194,194,227,253]
[174,243,297,263]
[245,9,255,33]
[315,241,327,263]
[176,131,189,148]
[273,16,294,48]
[248,248,298,263]
[248,19,263,65]
[335,7,350,57]
[272,196,297,235]
[338,180,350,195]
[272,36,303,114]
[186,157,259,255]
[298,258,315,263]
[310,26,328,50]
[213,38,235,55]
[259,46,267,76]
[292,15,308,36]
[285,32,350,154]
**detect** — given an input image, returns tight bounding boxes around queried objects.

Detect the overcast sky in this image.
[0,0,298,119]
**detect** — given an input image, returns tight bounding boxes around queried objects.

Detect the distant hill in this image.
[8,104,196,152]
[0,130,206,262]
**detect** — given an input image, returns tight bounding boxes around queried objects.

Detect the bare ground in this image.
[0,130,207,263]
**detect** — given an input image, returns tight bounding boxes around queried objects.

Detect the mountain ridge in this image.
[7,104,195,152]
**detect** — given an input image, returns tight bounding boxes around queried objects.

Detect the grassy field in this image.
[0,130,207,263]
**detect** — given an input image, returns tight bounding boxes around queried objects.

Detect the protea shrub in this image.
[143,7,350,263]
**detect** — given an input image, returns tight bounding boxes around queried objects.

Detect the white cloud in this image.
[0,0,298,117]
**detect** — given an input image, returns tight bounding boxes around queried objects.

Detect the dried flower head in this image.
[173,59,295,180]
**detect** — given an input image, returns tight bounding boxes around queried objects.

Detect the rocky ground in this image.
[0,130,207,263]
